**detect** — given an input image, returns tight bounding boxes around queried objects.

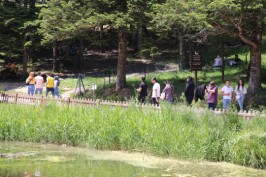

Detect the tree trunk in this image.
[221,40,225,82]
[77,39,84,70]
[29,0,35,10]
[116,29,127,91]
[52,41,57,72]
[136,25,142,52]
[247,45,261,98]
[24,0,28,10]
[179,33,185,70]
[246,15,263,101]
[130,25,136,49]
[23,47,28,76]
[100,25,104,52]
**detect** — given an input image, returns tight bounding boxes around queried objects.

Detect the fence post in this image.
[15,93,18,104]
[41,96,44,106]
[67,97,71,106]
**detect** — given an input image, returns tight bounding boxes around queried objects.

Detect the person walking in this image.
[35,72,44,95]
[46,73,55,97]
[234,79,247,112]
[136,76,148,104]
[221,80,234,110]
[54,75,61,98]
[206,81,218,110]
[26,72,36,96]
[151,77,160,106]
[184,76,195,105]
[162,81,174,103]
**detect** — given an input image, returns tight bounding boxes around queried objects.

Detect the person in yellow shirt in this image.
[46,73,55,97]
[26,72,36,96]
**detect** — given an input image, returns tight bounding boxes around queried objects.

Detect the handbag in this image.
[160,92,166,100]
[236,95,241,100]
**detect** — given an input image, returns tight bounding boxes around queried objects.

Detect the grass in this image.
[1,103,266,169]
[68,64,266,108]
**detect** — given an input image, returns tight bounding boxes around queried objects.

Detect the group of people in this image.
[213,54,242,68]
[137,76,247,111]
[26,72,60,98]
[205,79,246,111]
[183,77,247,111]
[136,76,174,106]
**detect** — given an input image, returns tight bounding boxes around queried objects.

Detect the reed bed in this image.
[0,103,266,169]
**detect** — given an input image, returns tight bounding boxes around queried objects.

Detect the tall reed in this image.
[0,103,266,169]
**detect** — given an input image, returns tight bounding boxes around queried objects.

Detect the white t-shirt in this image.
[152,83,160,98]
[221,86,233,100]
[35,75,44,89]
[234,86,247,95]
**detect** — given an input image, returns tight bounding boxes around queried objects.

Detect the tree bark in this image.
[23,46,28,76]
[246,15,263,100]
[221,40,225,82]
[179,33,185,70]
[52,41,57,72]
[116,29,127,91]
[136,25,142,52]
[247,45,261,98]
[24,0,28,10]
[77,39,84,70]
[29,0,35,10]
[100,25,103,52]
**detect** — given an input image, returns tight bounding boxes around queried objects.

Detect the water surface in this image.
[0,142,266,177]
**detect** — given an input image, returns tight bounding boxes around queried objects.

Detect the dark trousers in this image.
[208,103,217,110]
[151,97,159,106]
[186,97,193,105]
[46,87,55,97]
[138,96,146,104]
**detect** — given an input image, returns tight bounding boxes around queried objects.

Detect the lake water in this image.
[0,142,266,177]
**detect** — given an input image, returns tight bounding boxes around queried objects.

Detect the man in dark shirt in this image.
[184,76,195,105]
[137,76,148,104]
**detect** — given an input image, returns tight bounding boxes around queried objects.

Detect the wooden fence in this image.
[0,93,265,118]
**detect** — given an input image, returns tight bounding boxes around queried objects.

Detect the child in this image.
[54,75,60,98]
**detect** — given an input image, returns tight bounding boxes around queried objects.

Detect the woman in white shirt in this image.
[234,79,247,112]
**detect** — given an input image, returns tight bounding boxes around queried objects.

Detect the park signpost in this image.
[190,51,202,86]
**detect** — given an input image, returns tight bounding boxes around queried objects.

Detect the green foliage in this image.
[1,104,266,168]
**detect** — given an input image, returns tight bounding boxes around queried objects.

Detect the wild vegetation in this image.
[1,103,266,169]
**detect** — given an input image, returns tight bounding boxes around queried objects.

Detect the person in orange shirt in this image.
[46,73,55,97]
[26,72,36,96]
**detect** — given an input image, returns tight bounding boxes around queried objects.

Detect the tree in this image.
[199,0,266,99]
[0,0,39,75]
[38,0,152,91]
[151,0,209,70]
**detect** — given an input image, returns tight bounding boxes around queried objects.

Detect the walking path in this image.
[0,93,265,119]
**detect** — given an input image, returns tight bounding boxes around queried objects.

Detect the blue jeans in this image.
[27,85,35,96]
[35,88,43,95]
[54,87,60,98]
[237,94,245,111]
[223,99,231,110]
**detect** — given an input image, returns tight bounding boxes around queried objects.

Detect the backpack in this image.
[57,79,60,87]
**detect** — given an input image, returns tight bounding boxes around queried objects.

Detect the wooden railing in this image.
[0,93,265,118]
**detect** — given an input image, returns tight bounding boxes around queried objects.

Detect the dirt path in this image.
[0,81,27,93]
[1,59,178,96]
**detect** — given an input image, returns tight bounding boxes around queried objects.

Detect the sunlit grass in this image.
[0,103,266,169]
